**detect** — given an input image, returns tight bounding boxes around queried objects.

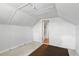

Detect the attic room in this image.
[0,3,78,56]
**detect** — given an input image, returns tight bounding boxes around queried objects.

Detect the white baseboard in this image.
[0,42,32,54]
[76,50,79,56]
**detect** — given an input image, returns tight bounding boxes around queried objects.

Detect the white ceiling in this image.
[0,3,79,26]
[0,3,57,26]
[56,3,79,25]
[7,3,25,8]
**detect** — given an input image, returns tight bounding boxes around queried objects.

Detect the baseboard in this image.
[76,50,79,56]
[0,42,32,54]
[0,48,10,54]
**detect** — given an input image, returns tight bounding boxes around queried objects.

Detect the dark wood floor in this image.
[29,44,69,56]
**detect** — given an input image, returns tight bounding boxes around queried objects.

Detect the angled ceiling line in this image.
[35,5,55,14]
[59,16,77,25]
[53,3,59,17]
[8,3,37,25]
[34,4,58,19]
[19,5,55,20]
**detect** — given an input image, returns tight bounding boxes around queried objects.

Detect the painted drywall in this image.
[33,17,75,49]
[48,17,76,49]
[0,3,39,27]
[56,3,79,25]
[76,25,79,54]
[33,20,43,43]
[0,25,33,52]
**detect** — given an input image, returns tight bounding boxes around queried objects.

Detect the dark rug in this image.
[29,44,69,56]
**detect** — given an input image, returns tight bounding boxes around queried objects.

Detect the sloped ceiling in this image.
[0,3,58,26]
[56,3,79,25]
[0,3,79,26]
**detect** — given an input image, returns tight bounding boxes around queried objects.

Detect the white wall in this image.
[33,17,76,49]
[76,25,79,54]
[48,17,76,49]
[33,20,43,43]
[0,25,33,52]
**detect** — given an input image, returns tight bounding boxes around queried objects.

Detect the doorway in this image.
[42,20,49,45]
